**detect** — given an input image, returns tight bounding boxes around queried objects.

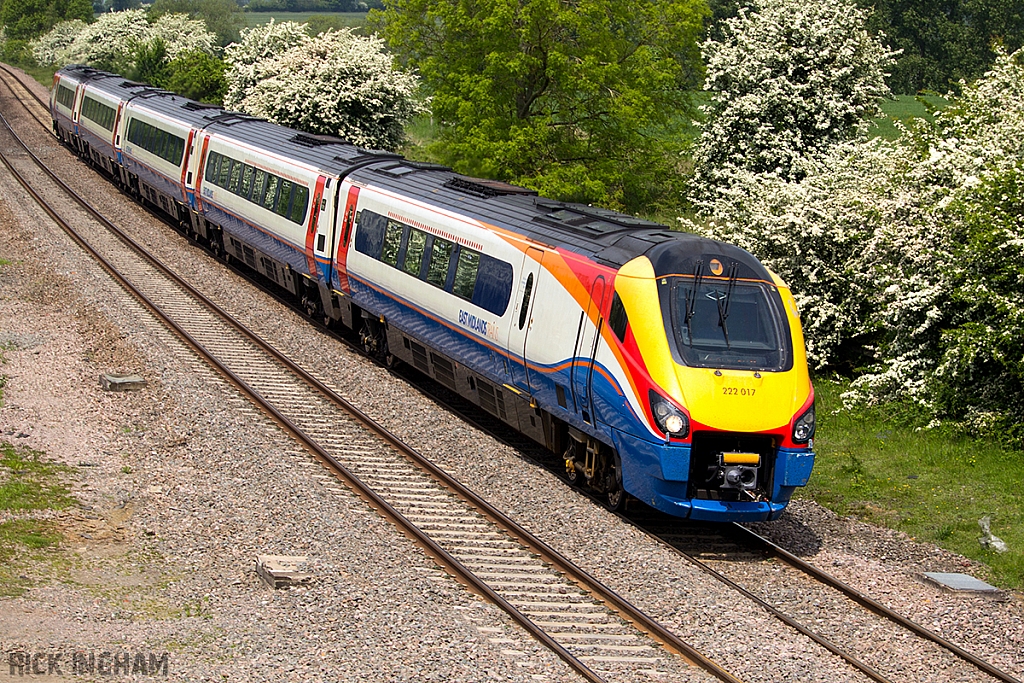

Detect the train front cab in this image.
[611,247,816,522]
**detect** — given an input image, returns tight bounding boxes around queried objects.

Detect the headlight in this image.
[793,404,815,443]
[649,391,689,438]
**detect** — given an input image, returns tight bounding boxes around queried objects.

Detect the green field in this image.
[870,94,949,139]
[804,379,1023,590]
[241,10,368,29]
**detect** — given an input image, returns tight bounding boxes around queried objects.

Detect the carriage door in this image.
[571,276,607,425]
[506,247,544,393]
[304,175,329,281]
[333,184,360,292]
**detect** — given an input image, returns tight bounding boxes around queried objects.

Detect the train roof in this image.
[57,66,399,171]
[199,115,401,174]
[54,66,769,278]
[349,160,770,278]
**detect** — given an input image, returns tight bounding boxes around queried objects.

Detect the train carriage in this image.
[335,165,816,520]
[119,92,211,223]
[50,65,128,173]
[50,65,817,522]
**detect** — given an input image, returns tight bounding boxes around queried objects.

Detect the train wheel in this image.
[384,352,400,369]
[606,483,626,512]
[604,460,626,511]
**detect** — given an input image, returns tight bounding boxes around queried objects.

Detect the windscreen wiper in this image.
[716,261,739,347]
[684,260,704,346]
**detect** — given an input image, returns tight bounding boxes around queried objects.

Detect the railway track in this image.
[630,512,1022,683]
[0,65,741,683]
[2,64,1020,683]
[374,347,1024,683]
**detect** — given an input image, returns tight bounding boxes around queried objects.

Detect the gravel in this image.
[1,65,1021,683]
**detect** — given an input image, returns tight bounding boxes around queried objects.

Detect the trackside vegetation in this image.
[808,381,1023,590]
[0,443,74,596]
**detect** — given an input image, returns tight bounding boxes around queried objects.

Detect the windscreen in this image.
[662,277,791,371]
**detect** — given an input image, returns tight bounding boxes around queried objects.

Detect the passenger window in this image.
[240,165,254,198]
[276,180,293,216]
[218,156,231,188]
[453,249,479,300]
[403,229,427,277]
[262,175,278,209]
[228,161,242,194]
[251,170,267,204]
[204,152,219,183]
[518,273,534,330]
[381,220,403,266]
[473,255,514,316]
[290,185,308,224]
[354,210,386,258]
[427,237,454,287]
[171,136,184,165]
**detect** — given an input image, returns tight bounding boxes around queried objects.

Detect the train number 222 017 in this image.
[723,387,756,397]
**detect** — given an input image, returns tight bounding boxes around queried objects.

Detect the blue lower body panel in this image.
[614,431,815,522]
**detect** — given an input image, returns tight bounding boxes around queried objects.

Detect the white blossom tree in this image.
[29,18,85,66]
[683,135,930,370]
[148,13,218,60]
[228,29,420,151]
[59,9,151,68]
[850,48,1024,440]
[687,45,1024,442]
[222,19,309,109]
[31,10,216,68]
[691,0,896,204]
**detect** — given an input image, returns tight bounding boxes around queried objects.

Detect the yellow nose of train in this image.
[613,249,815,521]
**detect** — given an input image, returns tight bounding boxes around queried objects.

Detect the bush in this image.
[228,29,419,150]
[689,46,1024,444]
[163,49,227,102]
[691,0,895,204]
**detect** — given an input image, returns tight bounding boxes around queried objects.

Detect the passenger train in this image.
[50,64,816,522]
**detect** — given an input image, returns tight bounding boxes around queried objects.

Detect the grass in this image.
[869,94,949,140]
[803,379,1024,590]
[0,519,63,596]
[0,443,75,596]
[0,442,76,511]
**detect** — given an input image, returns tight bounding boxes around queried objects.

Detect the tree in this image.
[374,0,707,213]
[686,47,1024,443]
[148,0,243,46]
[0,0,91,40]
[31,8,217,72]
[690,0,895,205]
[60,7,151,70]
[851,48,1024,442]
[222,19,309,109]
[163,48,227,102]
[147,12,218,59]
[228,29,420,150]
[858,0,1024,93]
[128,36,169,84]
[30,17,84,64]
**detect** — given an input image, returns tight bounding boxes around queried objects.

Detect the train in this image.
[50,64,816,522]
